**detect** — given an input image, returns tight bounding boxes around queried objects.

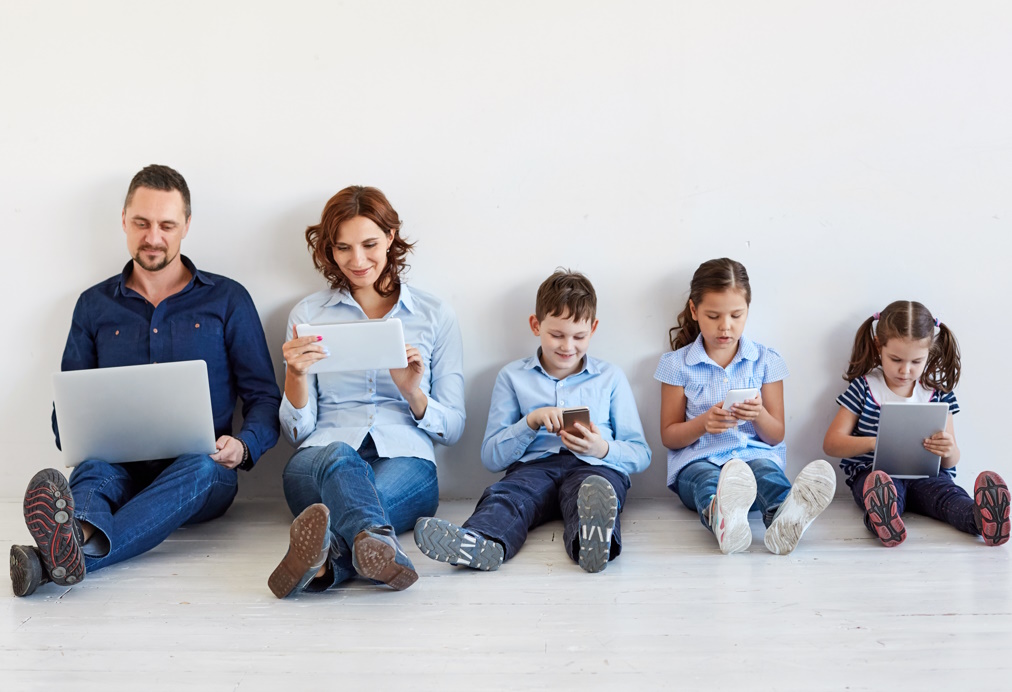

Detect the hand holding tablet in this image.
[293,319,409,374]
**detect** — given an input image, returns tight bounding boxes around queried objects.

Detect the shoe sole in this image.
[713,460,757,554]
[23,469,85,586]
[764,460,837,555]
[10,545,43,597]
[268,504,330,599]
[577,476,618,573]
[974,472,1010,547]
[862,470,906,547]
[413,517,504,571]
[353,533,419,590]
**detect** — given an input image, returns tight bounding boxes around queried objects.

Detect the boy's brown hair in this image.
[535,269,597,323]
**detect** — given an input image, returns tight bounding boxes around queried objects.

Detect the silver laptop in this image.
[872,402,949,479]
[53,360,217,467]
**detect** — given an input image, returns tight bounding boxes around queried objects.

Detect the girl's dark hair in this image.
[305,186,414,296]
[844,300,961,392]
[669,258,751,351]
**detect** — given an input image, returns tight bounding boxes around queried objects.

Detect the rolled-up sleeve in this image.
[278,308,320,447]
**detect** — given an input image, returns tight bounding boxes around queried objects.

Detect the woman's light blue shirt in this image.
[654,334,789,487]
[279,284,465,464]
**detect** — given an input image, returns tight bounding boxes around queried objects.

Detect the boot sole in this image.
[714,460,757,554]
[764,460,836,555]
[23,469,85,586]
[268,504,330,599]
[577,476,618,573]
[862,470,906,547]
[353,533,418,590]
[974,472,1010,547]
[413,517,503,571]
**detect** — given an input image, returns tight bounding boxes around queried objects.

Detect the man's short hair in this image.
[124,164,191,219]
[535,269,597,323]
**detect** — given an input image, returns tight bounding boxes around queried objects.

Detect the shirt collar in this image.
[523,347,599,379]
[114,255,212,297]
[684,333,759,367]
[322,282,416,315]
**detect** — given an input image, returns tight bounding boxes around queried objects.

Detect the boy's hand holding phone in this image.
[560,421,609,459]
[527,406,564,432]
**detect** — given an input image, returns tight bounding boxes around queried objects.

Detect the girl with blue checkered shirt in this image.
[655,258,836,555]
[823,301,1010,548]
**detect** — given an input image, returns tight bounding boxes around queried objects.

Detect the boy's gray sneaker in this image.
[352,526,419,590]
[413,517,504,571]
[10,545,49,597]
[710,459,757,555]
[764,459,837,555]
[577,476,619,574]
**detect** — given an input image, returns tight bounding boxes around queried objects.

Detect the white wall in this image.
[2,1,1009,503]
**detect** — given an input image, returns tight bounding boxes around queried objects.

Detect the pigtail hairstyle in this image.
[305,186,414,297]
[924,322,961,392]
[669,257,751,351]
[843,316,879,382]
[844,300,961,392]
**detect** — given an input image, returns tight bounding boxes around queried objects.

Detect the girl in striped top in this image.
[823,301,1009,547]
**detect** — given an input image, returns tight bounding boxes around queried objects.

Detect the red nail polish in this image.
[316,336,323,341]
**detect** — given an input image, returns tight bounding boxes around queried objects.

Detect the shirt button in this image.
[153,328,158,334]
[114,330,120,336]
[195,323,200,328]
[560,400,565,406]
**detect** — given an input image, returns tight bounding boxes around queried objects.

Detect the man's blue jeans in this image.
[674,458,791,528]
[282,435,438,589]
[69,454,238,571]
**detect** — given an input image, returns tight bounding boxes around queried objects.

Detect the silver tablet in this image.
[872,402,949,479]
[53,360,217,467]
[296,318,408,374]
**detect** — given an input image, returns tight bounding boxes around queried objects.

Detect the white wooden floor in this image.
[2,498,1009,691]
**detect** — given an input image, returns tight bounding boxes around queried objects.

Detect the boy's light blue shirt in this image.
[481,349,651,479]
[279,284,465,463]
[654,334,789,487]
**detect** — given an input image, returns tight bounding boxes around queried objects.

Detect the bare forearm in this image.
[284,372,310,409]
[824,433,876,459]
[753,408,784,446]
[661,416,706,450]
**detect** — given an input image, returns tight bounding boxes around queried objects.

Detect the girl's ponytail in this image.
[669,300,700,351]
[843,316,878,382]
[924,322,961,392]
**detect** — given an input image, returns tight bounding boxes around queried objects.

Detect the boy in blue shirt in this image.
[414,270,650,573]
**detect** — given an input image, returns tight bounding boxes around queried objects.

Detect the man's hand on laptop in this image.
[210,435,244,468]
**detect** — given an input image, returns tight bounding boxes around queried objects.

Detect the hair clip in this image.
[872,312,880,320]
[934,317,941,328]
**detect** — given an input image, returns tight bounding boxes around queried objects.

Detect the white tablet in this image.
[297,319,409,374]
[53,360,218,467]
[722,387,759,426]
[872,402,949,479]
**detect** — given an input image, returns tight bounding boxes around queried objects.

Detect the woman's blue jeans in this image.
[673,458,792,528]
[282,435,438,589]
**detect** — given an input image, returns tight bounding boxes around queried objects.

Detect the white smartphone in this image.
[722,388,759,426]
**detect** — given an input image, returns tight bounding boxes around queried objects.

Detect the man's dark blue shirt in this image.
[53,256,281,466]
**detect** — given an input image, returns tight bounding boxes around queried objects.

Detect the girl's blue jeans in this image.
[673,458,792,528]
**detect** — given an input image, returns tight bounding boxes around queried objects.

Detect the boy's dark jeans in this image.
[463,451,630,562]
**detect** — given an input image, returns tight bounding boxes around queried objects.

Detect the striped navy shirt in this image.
[835,369,959,485]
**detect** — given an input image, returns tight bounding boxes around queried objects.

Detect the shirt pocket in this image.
[95,324,147,367]
[169,317,228,375]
